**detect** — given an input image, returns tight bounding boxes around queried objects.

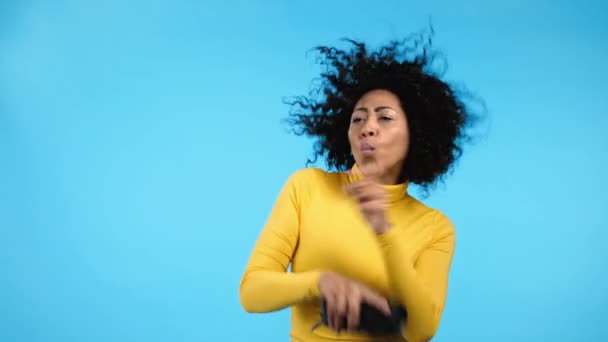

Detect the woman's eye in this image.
[380,116,392,121]
[352,117,363,123]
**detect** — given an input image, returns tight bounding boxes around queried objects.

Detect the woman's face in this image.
[347,89,410,184]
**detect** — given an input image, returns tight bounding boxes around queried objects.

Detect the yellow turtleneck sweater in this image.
[239,166,456,342]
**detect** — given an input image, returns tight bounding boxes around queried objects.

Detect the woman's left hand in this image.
[343,167,392,235]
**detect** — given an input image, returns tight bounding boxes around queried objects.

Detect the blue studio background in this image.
[1,0,607,341]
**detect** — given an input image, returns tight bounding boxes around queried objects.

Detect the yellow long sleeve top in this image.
[239,166,456,342]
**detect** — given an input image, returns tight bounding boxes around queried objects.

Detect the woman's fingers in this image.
[320,273,392,335]
[346,286,361,332]
[360,287,391,316]
[344,181,384,202]
[325,293,337,331]
[334,291,347,332]
[358,199,387,212]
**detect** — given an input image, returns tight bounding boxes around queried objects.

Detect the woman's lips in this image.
[361,142,375,156]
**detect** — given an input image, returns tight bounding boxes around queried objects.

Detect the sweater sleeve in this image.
[239,170,323,313]
[376,212,456,342]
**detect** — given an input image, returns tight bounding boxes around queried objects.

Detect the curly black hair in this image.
[284,27,483,192]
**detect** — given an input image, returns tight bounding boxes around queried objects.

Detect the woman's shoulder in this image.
[285,167,343,186]
[405,196,456,236]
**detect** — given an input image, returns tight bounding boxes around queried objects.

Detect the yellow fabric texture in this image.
[239,166,456,342]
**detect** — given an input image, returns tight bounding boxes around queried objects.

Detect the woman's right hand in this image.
[318,272,391,334]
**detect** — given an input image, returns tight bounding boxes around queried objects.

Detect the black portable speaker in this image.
[315,299,407,336]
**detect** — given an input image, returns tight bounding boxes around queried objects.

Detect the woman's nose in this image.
[361,122,378,137]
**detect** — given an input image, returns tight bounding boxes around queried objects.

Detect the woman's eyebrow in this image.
[354,106,396,112]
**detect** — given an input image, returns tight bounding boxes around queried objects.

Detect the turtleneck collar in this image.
[345,163,409,204]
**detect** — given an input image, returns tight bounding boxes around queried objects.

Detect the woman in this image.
[239,29,479,342]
